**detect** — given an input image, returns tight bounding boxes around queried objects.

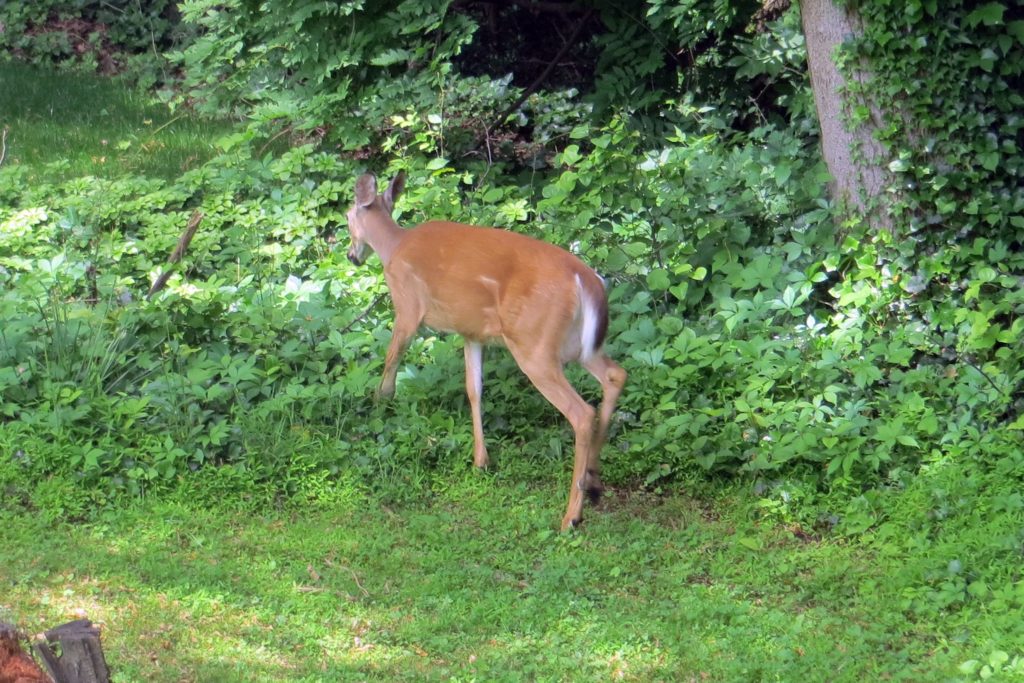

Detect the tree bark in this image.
[801,0,889,226]
[0,623,50,683]
[34,620,110,683]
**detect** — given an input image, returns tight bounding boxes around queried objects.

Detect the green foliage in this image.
[0,0,179,86]
[803,0,1024,475]
[5,1,1022,502]
[3,1,1024,672]
[170,0,480,147]
[1,139,357,494]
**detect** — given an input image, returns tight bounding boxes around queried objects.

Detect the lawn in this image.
[0,60,231,181]
[0,472,965,682]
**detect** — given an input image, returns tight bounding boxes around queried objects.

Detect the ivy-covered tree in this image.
[798,0,1024,461]
[800,0,888,222]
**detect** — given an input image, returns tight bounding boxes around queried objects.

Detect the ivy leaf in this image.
[1009,21,1024,44]
[775,163,792,186]
[888,158,910,173]
[978,48,998,72]
[558,145,583,167]
[966,2,1005,27]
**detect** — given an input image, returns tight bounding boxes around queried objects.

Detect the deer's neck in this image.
[366,211,406,266]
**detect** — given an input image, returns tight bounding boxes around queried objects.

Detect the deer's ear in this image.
[383,171,406,214]
[355,174,378,208]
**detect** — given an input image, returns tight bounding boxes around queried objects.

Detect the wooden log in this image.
[0,622,50,683]
[33,620,109,683]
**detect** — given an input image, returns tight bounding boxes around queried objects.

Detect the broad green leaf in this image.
[1009,20,1024,43]
[896,435,920,448]
[621,242,648,257]
[966,2,1005,27]
[647,269,671,291]
[737,536,763,551]
[559,145,583,167]
[481,187,503,203]
[658,316,685,335]
[775,163,792,185]
[989,650,1010,667]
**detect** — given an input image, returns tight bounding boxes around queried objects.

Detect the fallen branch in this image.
[337,292,388,336]
[147,113,187,138]
[147,210,203,300]
[258,125,294,157]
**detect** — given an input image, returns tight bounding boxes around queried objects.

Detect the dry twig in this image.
[0,127,9,168]
[336,292,388,336]
[147,210,203,299]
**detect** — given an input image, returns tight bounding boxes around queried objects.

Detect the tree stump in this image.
[33,620,110,683]
[0,622,50,683]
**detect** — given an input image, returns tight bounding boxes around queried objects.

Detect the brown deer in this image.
[344,172,626,530]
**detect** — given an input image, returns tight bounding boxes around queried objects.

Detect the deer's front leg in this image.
[376,316,418,401]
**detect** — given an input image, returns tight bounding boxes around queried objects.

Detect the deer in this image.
[343,171,626,530]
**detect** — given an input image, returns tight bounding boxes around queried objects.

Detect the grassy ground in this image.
[0,472,970,682]
[0,60,231,180]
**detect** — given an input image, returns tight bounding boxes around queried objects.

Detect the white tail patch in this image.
[576,273,601,363]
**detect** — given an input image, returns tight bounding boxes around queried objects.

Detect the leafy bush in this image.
[0,0,180,85]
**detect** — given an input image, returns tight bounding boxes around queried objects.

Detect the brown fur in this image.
[344,173,627,530]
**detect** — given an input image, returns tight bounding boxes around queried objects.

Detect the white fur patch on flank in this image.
[577,273,600,362]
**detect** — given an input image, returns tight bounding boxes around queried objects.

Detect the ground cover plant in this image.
[2,1,1024,680]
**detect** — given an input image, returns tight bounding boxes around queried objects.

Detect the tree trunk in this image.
[34,620,110,683]
[800,0,889,226]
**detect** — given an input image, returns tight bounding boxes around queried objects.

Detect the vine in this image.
[834,0,1024,417]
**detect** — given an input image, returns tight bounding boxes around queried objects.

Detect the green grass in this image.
[9,458,1022,682]
[0,473,972,682]
[0,60,232,180]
